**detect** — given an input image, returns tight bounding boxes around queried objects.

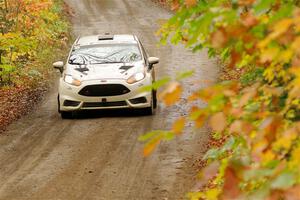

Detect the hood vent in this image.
[119,65,134,73]
[98,35,114,41]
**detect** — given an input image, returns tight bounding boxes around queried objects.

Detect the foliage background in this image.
[142,0,300,199]
[0,0,70,132]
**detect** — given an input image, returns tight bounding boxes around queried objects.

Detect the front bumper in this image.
[58,77,152,112]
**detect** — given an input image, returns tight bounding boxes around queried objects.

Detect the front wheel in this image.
[153,90,157,109]
[143,93,155,115]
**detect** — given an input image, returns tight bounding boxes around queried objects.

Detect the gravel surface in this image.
[0,0,218,199]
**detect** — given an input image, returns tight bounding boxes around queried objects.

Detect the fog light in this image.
[129,97,147,104]
[63,100,80,107]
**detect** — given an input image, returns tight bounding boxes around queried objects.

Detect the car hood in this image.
[66,61,145,81]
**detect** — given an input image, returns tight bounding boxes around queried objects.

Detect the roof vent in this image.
[98,34,113,40]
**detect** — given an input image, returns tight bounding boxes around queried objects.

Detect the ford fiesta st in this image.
[53,34,159,118]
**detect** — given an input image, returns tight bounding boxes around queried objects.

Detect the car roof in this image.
[76,34,138,46]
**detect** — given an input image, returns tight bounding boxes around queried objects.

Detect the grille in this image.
[82,101,127,108]
[78,84,130,97]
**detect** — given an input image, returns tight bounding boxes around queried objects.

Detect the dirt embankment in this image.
[0,85,47,133]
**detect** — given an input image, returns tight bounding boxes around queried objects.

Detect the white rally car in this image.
[53,34,159,118]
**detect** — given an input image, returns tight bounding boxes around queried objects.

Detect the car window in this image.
[68,43,142,65]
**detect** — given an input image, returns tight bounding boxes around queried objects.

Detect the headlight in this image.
[127,72,145,84]
[64,74,81,86]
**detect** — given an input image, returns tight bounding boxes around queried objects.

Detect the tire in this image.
[143,93,155,115]
[153,90,157,109]
[61,111,73,119]
[57,95,61,113]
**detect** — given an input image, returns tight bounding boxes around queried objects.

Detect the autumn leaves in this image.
[0,0,69,85]
[142,0,300,199]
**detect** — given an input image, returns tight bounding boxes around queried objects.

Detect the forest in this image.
[0,0,69,131]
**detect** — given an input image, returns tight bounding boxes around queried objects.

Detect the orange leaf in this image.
[188,92,200,101]
[239,86,258,107]
[241,12,258,27]
[221,166,241,199]
[143,136,162,157]
[185,0,197,7]
[171,0,180,10]
[229,120,243,134]
[211,28,228,48]
[159,82,182,106]
[230,107,243,118]
[284,185,300,200]
[209,112,227,132]
[201,161,220,181]
[229,50,241,68]
[195,114,206,128]
[238,0,255,6]
[172,117,185,134]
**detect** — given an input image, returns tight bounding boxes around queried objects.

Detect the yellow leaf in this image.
[260,47,280,63]
[159,82,182,106]
[251,139,268,162]
[291,37,300,54]
[205,188,221,200]
[258,37,271,49]
[264,67,276,83]
[278,49,293,63]
[273,129,297,150]
[261,150,275,164]
[209,112,227,132]
[295,16,300,32]
[259,19,293,48]
[269,18,293,40]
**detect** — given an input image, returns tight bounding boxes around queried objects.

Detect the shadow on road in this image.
[72,108,153,119]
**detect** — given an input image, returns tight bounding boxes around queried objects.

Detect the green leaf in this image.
[140,77,171,92]
[28,69,42,77]
[203,148,221,160]
[222,136,236,151]
[243,169,274,181]
[254,0,276,15]
[220,47,230,61]
[163,132,175,140]
[176,70,194,80]
[270,3,294,22]
[251,24,267,39]
[138,130,162,142]
[271,172,296,189]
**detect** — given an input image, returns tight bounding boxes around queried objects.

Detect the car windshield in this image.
[68,43,142,65]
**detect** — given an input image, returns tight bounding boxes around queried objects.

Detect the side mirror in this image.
[148,57,159,65]
[53,61,64,73]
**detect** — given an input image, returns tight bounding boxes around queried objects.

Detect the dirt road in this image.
[0,0,218,199]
